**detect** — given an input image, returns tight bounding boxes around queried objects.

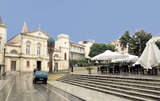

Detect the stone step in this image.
[61,74,160,86]
[59,78,160,96]
[74,74,160,82]
[62,75,160,91]
[60,79,160,101]
[58,74,160,100]
[70,74,160,82]
[59,80,151,101]
[77,77,160,91]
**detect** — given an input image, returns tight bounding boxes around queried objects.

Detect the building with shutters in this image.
[110,40,128,54]
[69,41,85,60]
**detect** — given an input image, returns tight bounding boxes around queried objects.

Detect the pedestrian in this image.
[70,64,73,72]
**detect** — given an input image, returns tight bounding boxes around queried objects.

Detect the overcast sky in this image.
[0,0,160,43]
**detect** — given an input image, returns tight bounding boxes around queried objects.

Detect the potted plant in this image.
[86,67,93,74]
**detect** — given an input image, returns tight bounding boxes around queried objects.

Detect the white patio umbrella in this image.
[137,39,160,69]
[112,58,126,63]
[91,50,128,61]
[127,54,138,62]
[112,54,138,63]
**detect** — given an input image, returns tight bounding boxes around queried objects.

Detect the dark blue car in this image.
[33,71,48,84]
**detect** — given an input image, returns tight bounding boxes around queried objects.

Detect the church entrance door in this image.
[37,61,41,70]
[11,61,16,71]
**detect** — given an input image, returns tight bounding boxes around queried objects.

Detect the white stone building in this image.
[78,41,94,59]
[0,21,70,72]
[69,41,85,60]
[110,40,128,54]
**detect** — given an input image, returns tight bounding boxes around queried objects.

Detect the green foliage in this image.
[47,37,55,73]
[89,43,116,57]
[129,30,152,56]
[86,67,93,70]
[120,30,152,56]
[119,31,131,50]
[69,59,91,67]
[155,41,160,49]
[47,37,55,47]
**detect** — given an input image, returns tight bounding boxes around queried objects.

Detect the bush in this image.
[86,67,94,70]
[69,59,91,67]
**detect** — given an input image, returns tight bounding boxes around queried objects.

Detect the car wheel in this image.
[43,79,47,84]
[45,80,47,84]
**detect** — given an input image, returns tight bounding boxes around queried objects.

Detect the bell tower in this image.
[0,16,7,75]
[0,16,7,47]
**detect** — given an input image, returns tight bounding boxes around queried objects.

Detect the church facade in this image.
[1,21,70,73]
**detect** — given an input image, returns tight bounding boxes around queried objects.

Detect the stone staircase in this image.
[57,74,160,101]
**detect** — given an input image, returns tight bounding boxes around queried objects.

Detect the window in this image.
[11,50,17,54]
[26,41,31,55]
[37,43,41,56]
[64,53,67,60]
[54,54,59,58]
[26,61,30,67]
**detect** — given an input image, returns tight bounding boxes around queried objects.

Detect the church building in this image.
[0,19,70,73]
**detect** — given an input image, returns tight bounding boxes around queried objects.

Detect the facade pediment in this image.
[6,34,21,45]
[24,30,49,39]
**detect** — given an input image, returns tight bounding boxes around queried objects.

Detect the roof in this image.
[70,41,85,47]
[22,22,28,33]
[22,29,50,37]
[6,33,21,45]
[6,29,50,46]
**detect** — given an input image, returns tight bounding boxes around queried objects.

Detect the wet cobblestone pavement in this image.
[0,72,70,101]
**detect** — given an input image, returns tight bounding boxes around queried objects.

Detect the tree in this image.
[128,30,152,56]
[89,43,116,57]
[155,41,160,49]
[119,31,131,50]
[47,37,55,73]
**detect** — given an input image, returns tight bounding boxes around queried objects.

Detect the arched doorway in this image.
[37,61,41,70]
